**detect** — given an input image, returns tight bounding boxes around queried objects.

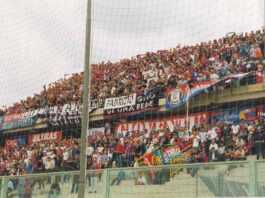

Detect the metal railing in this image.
[0,159,264,198]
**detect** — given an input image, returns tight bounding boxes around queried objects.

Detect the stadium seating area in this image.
[0,29,265,177]
[1,120,265,176]
[1,29,265,114]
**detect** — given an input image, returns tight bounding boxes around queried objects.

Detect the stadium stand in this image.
[0,29,264,180]
[1,29,265,114]
[0,120,264,176]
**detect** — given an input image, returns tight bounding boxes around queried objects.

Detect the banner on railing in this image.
[239,107,257,121]
[89,98,104,111]
[1,112,39,131]
[165,88,182,109]
[88,127,105,136]
[256,105,265,119]
[28,131,62,144]
[104,92,158,115]
[163,146,183,164]
[47,103,81,125]
[115,112,208,134]
[165,73,252,110]
[5,136,26,148]
[211,110,239,124]
[0,100,104,131]
[104,94,136,110]
[142,142,192,166]
[165,81,214,109]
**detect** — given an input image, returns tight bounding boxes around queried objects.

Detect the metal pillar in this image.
[186,87,190,133]
[263,0,265,29]
[78,0,92,197]
[104,169,111,198]
[0,177,8,198]
[186,98,189,132]
[217,173,224,197]
[249,160,257,197]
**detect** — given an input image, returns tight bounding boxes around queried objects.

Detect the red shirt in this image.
[256,72,263,84]
[115,144,125,154]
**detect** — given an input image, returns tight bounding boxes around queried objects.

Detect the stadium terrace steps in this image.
[11,170,214,198]
[198,162,265,197]
[9,162,265,198]
[109,171,214,198]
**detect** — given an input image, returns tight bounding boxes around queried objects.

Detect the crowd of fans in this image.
[1,28,265,197]
[1,119,265,177]
[1,119,264,198]
[1,29,265,115]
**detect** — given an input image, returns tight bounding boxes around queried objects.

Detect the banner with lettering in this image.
[5,136,26,149]
[1,111,40,131]
[104,92,159,115]
[239,107,257,121]
[115,112,208,134]
[257,105,265,119]
[0,100,104,131]
[47,103,81,127]
[48,101,104,126]
[5,139,18,148]
[28,131,62,144]
[88,127,105,135]
[211,110,240,124]
[104,94,137,110]
[89,98,104,112]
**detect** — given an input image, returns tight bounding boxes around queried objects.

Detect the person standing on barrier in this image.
[217,142,226,161]
[114,138,125,167]
[209,139,219,161]
[17,170,32,198]
[71,174,79,194]
[110,162,125,186]
[87,156,99,193]
[253,125,265,160]
[48,182,61,198]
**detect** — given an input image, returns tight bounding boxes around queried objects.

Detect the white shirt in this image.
[134,161,139,168]
[232,125,240,135]
[97,146,104,153]
[199,131,208,143]
[86,146,94,156]
[209,143,218,151]
[207,128,217,140]
[27,150,33,159]
[44,159,55,170]
[192,135,200,148]
[24,158,30,166]
[137,176,147,185]
[210,73,219,80]
[218,146,225,154]
[63,151,69,161]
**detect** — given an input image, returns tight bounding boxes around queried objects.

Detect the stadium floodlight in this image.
[78,0,92,197]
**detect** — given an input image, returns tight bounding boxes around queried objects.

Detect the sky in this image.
[0,0,264,106]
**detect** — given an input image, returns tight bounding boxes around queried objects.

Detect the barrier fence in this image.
[1,159,265,198]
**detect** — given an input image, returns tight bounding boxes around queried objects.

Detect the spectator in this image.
[48,182,61,198]
[3,29,265,114]
[1,29,265,177]
[253,126,265,160]
[209,139,219,161]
